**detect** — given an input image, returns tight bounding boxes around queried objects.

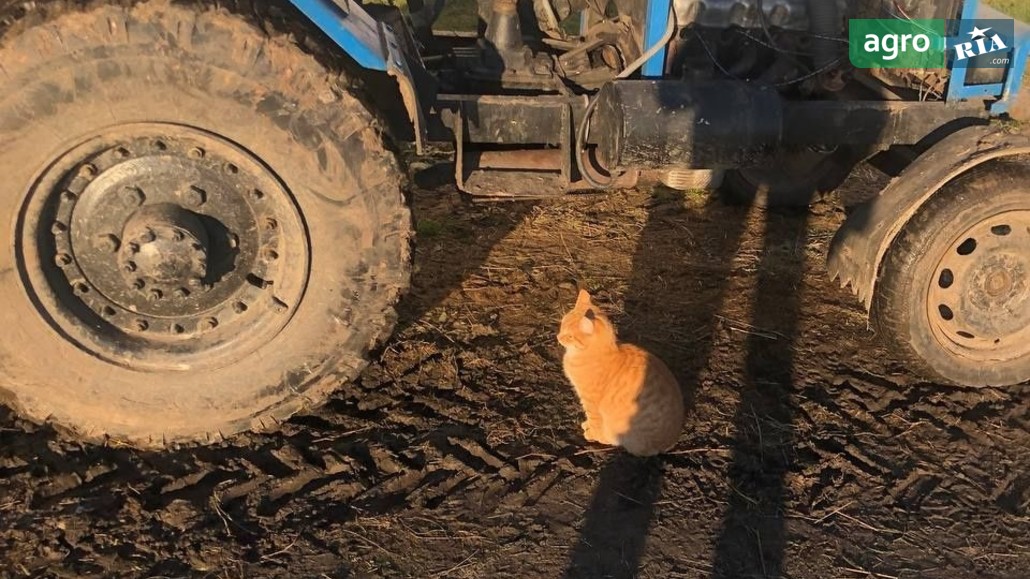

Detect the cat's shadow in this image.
[565,185,811,578]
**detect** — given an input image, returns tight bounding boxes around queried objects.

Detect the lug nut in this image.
[134,320,149,332]
[78,163,98,178]
[51,222,68,235]
[251,189,265,201]
[73,282,89,295]
[98,234,120,253]
[55,253,72,267]
[264,249,280,261]
[61,190,78,202]
[133,279,146,290]
[188,147,206,159]
[174,287,190,298]
[172,324,185,335]
[233,301,248,314]
[139,229,156,244]
[124,261,138,273]
[272,297,289,314]
[203,317,219,330]
[264,218,278,231]
[122,186,146,207]
[225,163,239,175]
[102,306,116,317]
[115,147,130,159]
[128,242,141,255]
[181,185,207,207]
[148,288,163,301]
[153,140,168,151]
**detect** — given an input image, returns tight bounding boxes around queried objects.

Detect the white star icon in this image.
[969,26,991,39]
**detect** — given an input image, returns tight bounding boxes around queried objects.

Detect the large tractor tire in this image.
[0,2,412,446]
[872,157,1030,387]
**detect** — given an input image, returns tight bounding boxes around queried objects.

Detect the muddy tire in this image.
[872,158,1030,387]
[0,2,412,446]
[722,146,856,208]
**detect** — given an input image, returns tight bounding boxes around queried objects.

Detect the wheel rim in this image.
[18,123,310,372]
[926,210,1030,363]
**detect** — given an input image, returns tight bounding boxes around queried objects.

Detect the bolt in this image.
[115,147,131,159]
[78,163,98,178]
[233,301,248,314]
[51,222,68,235]
[61,190,78,203]
[73,282,89,295]
[172,230,186,242]
[224,163,239,175]
[264,217,279,231]
[172,324,185,335]
[55,253,72,267]
[98,234,120,253]
[139,229,156,244]
[124,261,138,273]
[251,189,265,201]
[272,297,289,314]
[174,287,190,298]
[133,278,146,290]
[203,317,219,330]
[122,186,146,207]
[153,140,168,151]
[264,248,280,261]
[148,288,163,301]
[181,185,207,207]
[134,320,149,332]
[188,147,206,159]
[128,242,141,254]
[102,306,116,317]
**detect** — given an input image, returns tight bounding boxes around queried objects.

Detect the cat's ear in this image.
[576,289,592,308]
[579,314,595,335]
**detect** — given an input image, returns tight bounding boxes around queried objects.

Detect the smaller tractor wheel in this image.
[721,146,856,208]
[873,157,1030,387]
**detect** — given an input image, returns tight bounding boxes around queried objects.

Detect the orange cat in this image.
[558,289,685,456]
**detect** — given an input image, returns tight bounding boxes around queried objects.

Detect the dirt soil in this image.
[1,156,1028,579]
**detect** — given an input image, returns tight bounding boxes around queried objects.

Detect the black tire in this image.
[0,2,412,446]
[872,157,1030,387]
[721,146,857,208]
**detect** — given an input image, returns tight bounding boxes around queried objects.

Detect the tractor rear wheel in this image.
[0,2,412,446]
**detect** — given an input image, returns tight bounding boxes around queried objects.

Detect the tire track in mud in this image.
[0,330,593,575]
[790,366,1030,533]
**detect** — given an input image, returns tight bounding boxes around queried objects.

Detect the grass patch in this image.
[984,0,1030,23]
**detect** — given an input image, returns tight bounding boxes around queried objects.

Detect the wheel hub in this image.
[18,123,310,371]
[927,210,1030,361]
[119,204,209,290]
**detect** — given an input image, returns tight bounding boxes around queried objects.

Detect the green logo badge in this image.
[849,19,947,69]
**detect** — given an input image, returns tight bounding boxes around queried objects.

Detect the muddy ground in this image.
[1,156,1028,579]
